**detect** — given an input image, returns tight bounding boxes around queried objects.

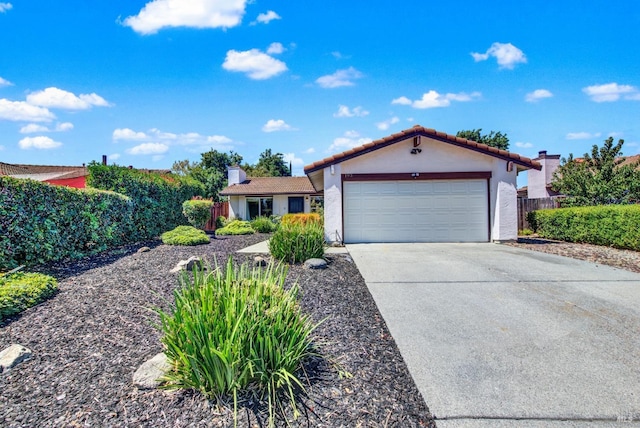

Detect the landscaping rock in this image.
[137,246,151,253]
[133,353,170,389]
[254,256,267,267]
[170,256,204,273]
[0,344,32,373]
[304,258,328,269]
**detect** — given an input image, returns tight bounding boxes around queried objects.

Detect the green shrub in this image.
[1,272,58,322]
[519,228,534,236]
[161,225,210,246]
[528,204,640,250]
[215,215,226,229]
[215,220,255,236]
[156,258,317,425]
[182,199,213,229]
[250,216,277,233]
[281,213,322,227]
[88,163,204,240]
[0,176,138,270]
[269,223,325,264]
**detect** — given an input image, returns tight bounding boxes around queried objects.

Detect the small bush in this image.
[156,258,317,425]
[269,223,325,264]
[1,272,58,322]
[215,215,226,229]
[182,199,213,229]
[519,228,534,236]
[251,216,277,233]
[161,225,210,246]
[215,220,255,236]
[281,213,322,227]
[528,204,640,250]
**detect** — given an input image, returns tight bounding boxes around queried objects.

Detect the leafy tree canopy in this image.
[551,137,640,206]
[171,149,290,201]
[456,129,509,150]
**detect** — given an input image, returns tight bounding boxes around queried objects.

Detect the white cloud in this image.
[333,105,369,118]
[113,128,149,140]
[262,119,295,132]
[471,42,527,69]
[152,155,165,162]
[331,51,350,60]
[19,136,62,150]
[283,152,304,167]
[113,127,233,148]
[0,99,55,122]
[26,87,110,110]
[108,153,121,161]
[254,10,280,25]
[304,147,315,154]
[394,90,481,109]
[391,96,412,106]
[0,76,12,87]
[0,3,12,13]
[515,142,533,148]
[126,142,169,155]
[376,116,399,131]
[123,0,246,34]
[316,67,363,88]
[20,122,74,134]
[328,131,372,153]
[566,132,601,140]
[266,42,285,55]
[525,89,553,102]
[223,48,287,80]
[582,82,638,102]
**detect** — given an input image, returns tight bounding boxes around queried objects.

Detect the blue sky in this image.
[1,1,639,186]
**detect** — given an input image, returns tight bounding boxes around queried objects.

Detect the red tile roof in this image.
[304,125,542,174]
[219,176,318,196]
[0,162,88,180]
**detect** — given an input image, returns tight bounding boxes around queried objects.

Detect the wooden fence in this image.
[517,197,562,231]
[204,201,229,232]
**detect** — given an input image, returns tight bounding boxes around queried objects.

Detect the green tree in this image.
[456,129,509,150]
[172,150,243,201]
[551,137,640,206]
[247,149,290,177]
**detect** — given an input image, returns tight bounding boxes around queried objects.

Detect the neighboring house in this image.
[303,125,541,244]
[0,162,88,188]
[219,166,322,220]
[525,150,562,199]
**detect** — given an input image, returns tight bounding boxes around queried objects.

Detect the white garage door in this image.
[343,180,489,243]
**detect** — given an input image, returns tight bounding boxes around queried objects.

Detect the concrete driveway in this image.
[346,243,640,427]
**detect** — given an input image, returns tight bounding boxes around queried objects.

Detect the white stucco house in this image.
[219,166,322,220]
[303,125,541,244]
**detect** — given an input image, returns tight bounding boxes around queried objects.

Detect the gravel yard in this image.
[0,234,435,427]
[506,237,640,274]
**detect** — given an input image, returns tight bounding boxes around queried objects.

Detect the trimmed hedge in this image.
[161,225,210,246]
[182,199,213,229]
[1,176,136,269]
[1,272,58,322]
[88,163,204,240]
[527,204,640,250]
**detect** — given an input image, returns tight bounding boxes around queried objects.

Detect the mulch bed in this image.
[506,237,640,274]
[0,234,435,427]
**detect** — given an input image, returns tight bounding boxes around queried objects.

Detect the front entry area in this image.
[343,179,489,243]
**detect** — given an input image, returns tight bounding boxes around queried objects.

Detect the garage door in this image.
[343,180,489,243]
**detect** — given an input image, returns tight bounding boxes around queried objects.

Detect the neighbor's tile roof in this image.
[219,176,317,196]
[304,125,542,174]
[0,162,88,181]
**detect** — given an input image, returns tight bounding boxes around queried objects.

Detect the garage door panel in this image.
[344,179,488,243]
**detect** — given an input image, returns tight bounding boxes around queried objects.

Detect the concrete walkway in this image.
[237,239,348,254]
[347,243,640,427]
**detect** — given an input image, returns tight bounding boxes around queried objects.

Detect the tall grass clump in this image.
[269,222,325,264]
[156,258,318,426]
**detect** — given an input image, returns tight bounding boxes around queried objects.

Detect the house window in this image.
[288,197,304,214]
[310,196,324,213]
[246,197,273,220]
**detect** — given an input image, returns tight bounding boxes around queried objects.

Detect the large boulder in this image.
[304,258,328,269]
[133,353,170,389]
[0,344,32,373]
